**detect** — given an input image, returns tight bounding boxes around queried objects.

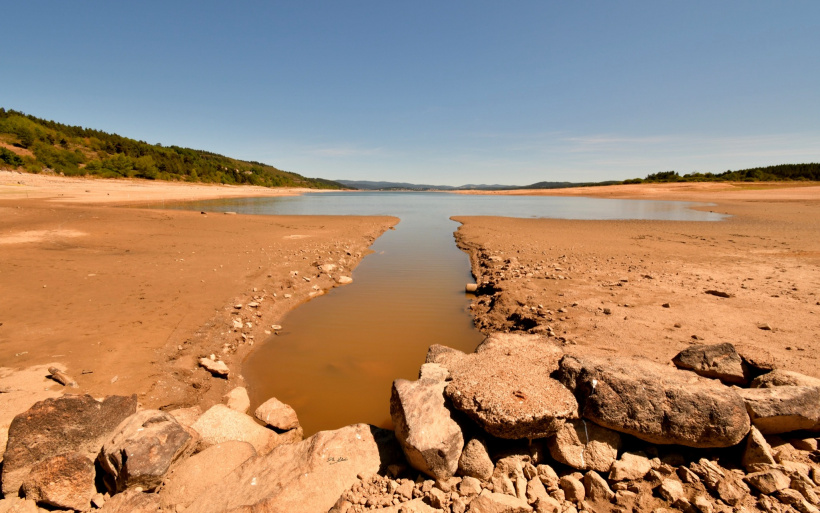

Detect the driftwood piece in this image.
[48,367,79,388]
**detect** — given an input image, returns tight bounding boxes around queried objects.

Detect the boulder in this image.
[222,387,250,413]
[671,343,750,385]
[1,394,137,496]
[98,410,196,493]
[160,441,256,511]
[547,419,620,472]
[442,334,578,439]
[737,386,820,434]
[609,452,652,482]
[559,475,585,502]
[468,489,533,512]
[657,479,685,503]
[459,438,494,481]
[744,469,791,494]
[185,424,402,513]
[20,452,95,511]
[254,397,300,431]
[526,476,549,503]
[557,355,750,447]
[583,471,614,502]
[751,370,820,388]
[97,489,161,513]
[192,404,282,454]
[741,426,776,470]
[390,376,464,480]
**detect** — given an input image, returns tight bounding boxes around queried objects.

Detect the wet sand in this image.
[0,171,396,459]
[454,182,820,376]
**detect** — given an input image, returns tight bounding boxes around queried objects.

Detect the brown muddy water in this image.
[165,192,726,434]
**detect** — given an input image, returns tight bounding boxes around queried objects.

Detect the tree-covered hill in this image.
[0,108,346,189]
[624,164,820,184]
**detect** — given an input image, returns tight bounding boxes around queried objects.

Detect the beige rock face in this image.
[1,394,137,496]
[160,441,256,511]
[185,423,402,513]
[98,410,196,493]
[547,418,620,472]
[737,386,820,434]
[441,334,578,439]
[558,354,750,447]
[254,396,300,431]
[192,404,282,454]
[21,452,96,511]
[390,376,464,480]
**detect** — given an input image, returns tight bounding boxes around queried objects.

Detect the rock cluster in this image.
[378,336,820,513]
[4,337,820,513]
[0,391,321,512]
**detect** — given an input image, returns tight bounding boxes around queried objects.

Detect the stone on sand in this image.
[198,357,229,377]
[557,354,750,447]
[671,342,750,385]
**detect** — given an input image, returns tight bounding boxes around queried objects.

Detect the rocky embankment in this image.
[2,334,820,513]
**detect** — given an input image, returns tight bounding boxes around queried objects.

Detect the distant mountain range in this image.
[335,179,620,191]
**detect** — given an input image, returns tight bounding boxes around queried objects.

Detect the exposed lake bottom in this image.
[164,192,724,434]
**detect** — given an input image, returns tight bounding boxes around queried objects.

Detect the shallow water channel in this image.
[167,192,724,434]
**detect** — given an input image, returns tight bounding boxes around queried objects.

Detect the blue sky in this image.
[2,1,818,185]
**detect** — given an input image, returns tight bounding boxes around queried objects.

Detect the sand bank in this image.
[0,173,396,457]
[454,182,820,377]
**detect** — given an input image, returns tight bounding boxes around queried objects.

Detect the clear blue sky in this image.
[2,1,819,185]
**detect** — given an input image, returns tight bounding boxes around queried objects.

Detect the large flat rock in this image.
[737,386,820,434]
[557,355,750,447]
[1,394,137,496]
[185,423,402,513]
[441,334,578,439]
[672,343,750,385]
